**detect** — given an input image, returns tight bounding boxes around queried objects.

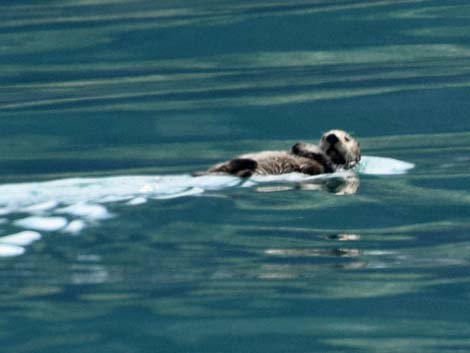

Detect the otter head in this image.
[319,130,361,169]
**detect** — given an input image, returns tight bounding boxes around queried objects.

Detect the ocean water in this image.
[1,0,470,352]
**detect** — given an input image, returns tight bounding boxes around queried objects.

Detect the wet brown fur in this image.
[194,130,360,178]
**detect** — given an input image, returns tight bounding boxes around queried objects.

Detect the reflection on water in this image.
[2,0,470,117]
[0,130,469,352]
[255,174,360,195]
[3,44,470,113]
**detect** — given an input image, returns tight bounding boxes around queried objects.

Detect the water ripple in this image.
[2,44,470,113]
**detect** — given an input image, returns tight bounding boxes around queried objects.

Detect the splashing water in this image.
[0,156,413,257]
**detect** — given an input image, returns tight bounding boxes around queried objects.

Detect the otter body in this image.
[195,130,360,178]
[207,151,326,177]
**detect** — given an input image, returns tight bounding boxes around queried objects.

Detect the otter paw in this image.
[228,158,257,173]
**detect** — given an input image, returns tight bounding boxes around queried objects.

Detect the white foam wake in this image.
[354,156,415,175]
[0,156,413,256]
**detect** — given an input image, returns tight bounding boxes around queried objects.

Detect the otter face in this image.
[319,130,361,169]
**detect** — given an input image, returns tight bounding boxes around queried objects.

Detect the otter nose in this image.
[326,134,339,145]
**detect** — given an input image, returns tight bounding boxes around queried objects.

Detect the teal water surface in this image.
[1,1,470,352]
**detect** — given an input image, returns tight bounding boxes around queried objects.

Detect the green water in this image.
[1,1,470,352]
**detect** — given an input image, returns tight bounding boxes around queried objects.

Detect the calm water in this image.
[2,0,470,352]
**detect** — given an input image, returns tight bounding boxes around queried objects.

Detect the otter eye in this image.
[344,136,350,142]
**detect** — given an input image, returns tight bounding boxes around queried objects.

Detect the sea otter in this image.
[194,129,361,178]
